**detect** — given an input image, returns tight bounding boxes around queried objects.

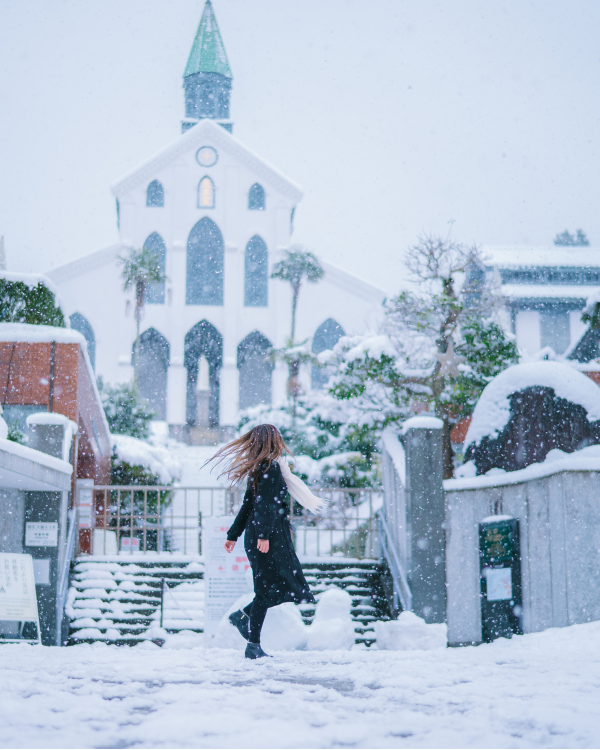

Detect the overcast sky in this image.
[1,0,599,292]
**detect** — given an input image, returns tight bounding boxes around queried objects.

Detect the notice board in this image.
[0,553,41,643]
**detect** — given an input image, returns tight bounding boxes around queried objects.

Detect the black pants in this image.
[243,596,272,644]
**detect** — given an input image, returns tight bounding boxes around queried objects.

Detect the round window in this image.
[196,146,218,167]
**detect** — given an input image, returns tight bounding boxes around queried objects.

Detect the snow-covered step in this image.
[66,559,391,647]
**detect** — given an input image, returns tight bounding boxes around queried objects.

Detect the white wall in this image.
[515,310,540,356]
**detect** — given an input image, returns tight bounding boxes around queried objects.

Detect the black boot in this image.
[245,642,271,659]
[228,610,250,641]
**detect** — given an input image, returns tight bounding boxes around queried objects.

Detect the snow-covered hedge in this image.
[0,272,67,327]
[111,434,181,485]
[465,361,600,448]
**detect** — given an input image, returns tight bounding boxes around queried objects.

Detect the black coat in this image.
[226,461,316,607]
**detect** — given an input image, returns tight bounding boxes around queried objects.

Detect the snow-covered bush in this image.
[374,611,447,650]
[306,587,355,651]
[97,377,155,440]
[0,272,66,327]
[111,434,181,486]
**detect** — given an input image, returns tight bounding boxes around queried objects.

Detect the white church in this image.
[47,1,385,442]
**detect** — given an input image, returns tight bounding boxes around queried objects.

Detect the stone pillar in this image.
[402,416,446,623]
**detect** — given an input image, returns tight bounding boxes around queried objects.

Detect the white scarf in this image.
[278,456,327,514]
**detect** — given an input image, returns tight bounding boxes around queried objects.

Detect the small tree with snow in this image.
[97,377,155,440]
[118,247,166,389]
[0,277,65,327]
[325,234,519,478]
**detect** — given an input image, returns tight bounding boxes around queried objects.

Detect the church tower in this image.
[182,1,233,133]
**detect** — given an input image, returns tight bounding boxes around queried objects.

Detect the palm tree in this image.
[271,245,324,400]
[118,247,167,389]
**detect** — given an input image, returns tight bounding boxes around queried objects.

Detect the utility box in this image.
[479,516,522,642]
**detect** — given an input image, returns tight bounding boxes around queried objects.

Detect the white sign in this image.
[25,522,58,547]
[121,537,140,552]
[0,554,41,633]
[486,567,513,601]
[202,516,251,638]
[77,480,94,529]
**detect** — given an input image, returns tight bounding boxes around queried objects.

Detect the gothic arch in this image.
[184,320,223,426]
[244,235,268,307]
[248,183,265,210]
[186,217,224,305]
[146,180,164,207]
[198,176,215,208]
[132,328,170,420]
[312,318,345,388]
[143,232,166,304]
[237,331,273,410]
[69,313,96,370]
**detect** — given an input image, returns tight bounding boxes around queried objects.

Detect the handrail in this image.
[378,509,412,612]
[58,508,77,622]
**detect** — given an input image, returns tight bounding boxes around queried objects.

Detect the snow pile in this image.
[111,434,182,484]
[306,587,355,651]
[0,322,84,345]
[465,361,600,448]
[213,591,308,652]
[375,611,447,651]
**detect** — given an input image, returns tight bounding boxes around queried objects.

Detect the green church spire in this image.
[184,1,232,79]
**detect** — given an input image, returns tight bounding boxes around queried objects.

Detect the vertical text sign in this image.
[0,553,40,623]
[202,516,250,638]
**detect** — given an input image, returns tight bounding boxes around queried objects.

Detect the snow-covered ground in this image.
[2,621,600,748]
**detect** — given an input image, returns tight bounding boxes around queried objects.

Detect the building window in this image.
[540,308,571,355]
[132,328,170,420]
[184,320,223,427]
[186,217,224,305]
[143,232,167,304]
[248,183,265,210]
[69,313,96,370]
[146,180,164,207]
[244,235,268,307]
[198,176,215,208]
[312,318,345,388]
[238,332,273,410]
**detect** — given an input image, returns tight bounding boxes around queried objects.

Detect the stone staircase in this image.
[66,559,391,647]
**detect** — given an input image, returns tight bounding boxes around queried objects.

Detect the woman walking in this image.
[212,424,324,659]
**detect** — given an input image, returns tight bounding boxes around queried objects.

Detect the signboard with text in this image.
[25,522,58,547]
[0,553,41,643]
[202,517,251,638]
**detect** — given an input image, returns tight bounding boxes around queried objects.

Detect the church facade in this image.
[47,1,385,441]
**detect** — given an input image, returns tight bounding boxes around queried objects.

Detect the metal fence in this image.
[78,484,381,559]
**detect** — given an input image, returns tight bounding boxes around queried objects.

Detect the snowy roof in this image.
[465,361,600,448]
[320,259,385,304]
[482,245,600,269]
[0,322,85,345]
[501,284,593,300]
[111,119,303,204]
[111,435,182,485]
[46,244,121,285]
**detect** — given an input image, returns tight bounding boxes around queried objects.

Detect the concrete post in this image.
[402,416,446,623]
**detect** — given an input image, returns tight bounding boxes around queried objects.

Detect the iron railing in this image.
[77,484,381,559]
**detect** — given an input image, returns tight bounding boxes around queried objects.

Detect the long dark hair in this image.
[209,424,291,489]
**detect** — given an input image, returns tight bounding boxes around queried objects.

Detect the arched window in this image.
[69,313,96,370]
[186,217,224,305]
[238,332,273,410]
[184,320,223,426]
[312,318,345,388]
[132,328,170,420]
[146,180,164,207]
[143,232,166,304]
[198,176,215,208]
[248,183,265,210]
[244,235,268,307]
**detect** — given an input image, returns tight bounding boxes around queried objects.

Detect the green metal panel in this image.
[184,1,232,79]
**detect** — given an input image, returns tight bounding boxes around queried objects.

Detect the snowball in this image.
[212,592,308,652]
[306,587,355,651]
[374,611,447,651]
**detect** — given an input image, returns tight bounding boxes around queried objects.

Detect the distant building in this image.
[47,1,384,442]
[480,246,599,357]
